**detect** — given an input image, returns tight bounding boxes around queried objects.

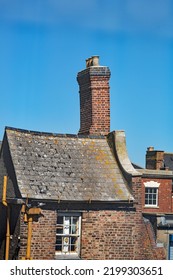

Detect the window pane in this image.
[62,236,69,252]
[57,216,63,234]
[64,217,70,234]
[149,199,152,204]
[55,236,62,251]
[71,217,78,234]
[70,236,78,252]
[57,216,63,224]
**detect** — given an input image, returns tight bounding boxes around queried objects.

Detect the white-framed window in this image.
[55,212,81,256]
[144,181,160,207]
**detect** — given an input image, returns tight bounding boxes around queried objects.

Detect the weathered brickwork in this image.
[19,209,56,260]
[131,177,144,259]
[142,219,165,260]
[77,67,111,135]
[81,210,139,259]
[12,206,165,260]
[146,149,164,170]
[0,204,165,260]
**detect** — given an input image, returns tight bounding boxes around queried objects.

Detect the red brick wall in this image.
[16,176,167,260]
[19,209,56,260]
[81,210,165,260]
[17,175,167,261]
[18,205,165,260]
[131,177,165,259]
[141,178,172,213]
[81,210,141,259]
[131,177,144,259]
[142,218,165,259]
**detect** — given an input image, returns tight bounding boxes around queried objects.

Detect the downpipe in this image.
[2,176,10,260]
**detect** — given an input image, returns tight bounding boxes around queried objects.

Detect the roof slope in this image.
[164,153,173,171]
[5,127,133,202]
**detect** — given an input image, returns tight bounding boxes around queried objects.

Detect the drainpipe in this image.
[26,215,33,260]
[2,176,7,207]
[21,207,41,260]
[5,207,10,260]
[2,176,10,260]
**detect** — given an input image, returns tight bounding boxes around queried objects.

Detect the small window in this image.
[145,187,158,206]
[144,181,160,207]
[55,213,81,257]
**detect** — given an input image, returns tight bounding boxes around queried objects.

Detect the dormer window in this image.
[144,181,160,207]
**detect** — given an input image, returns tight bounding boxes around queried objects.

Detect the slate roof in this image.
[5,127,133,202]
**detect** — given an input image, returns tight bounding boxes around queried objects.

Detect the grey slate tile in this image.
[5,127,133,202]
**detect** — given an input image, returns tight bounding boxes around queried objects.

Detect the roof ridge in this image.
[5,126,106,139]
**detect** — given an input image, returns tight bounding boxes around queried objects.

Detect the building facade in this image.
[139,147,173,260]
[0,56,171,260]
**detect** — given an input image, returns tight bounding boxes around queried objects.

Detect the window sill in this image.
[55,254,81,260]
[144,206,159,209]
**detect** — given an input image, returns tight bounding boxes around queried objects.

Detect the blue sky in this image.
[0,0,173,166]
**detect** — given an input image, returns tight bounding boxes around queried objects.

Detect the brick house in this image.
[136,147,173,260]
[0,56,170,260]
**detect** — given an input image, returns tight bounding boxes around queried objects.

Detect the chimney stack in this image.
[77,56,111,135]
[146,147,164,170]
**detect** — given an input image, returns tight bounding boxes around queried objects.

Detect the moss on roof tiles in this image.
[5,127,133,202]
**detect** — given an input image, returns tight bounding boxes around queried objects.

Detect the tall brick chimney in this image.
[77,56,111,135]
[146,147,164,170]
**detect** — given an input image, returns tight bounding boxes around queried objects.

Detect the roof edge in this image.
[5,126,106,139]
[108,130,142,177]
[137,168,173,178]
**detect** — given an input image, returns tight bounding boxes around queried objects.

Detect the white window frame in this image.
[55,212,81,257]
[144,181,160,207]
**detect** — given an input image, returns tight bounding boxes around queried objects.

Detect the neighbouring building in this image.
[139,147,173,260]
[0,56,172,260]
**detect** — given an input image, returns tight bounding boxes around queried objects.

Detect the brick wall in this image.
[81,210,164,259]
[16,205,165,260]
[146,149,164,170]
[1,176,165,260]
[19,209,56,260]
[142,218,166,259]
[81,210,140,259]
[14,176,167,261]
[77,66,111,135]
[142,178,172,213]
[131,177,144,259]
